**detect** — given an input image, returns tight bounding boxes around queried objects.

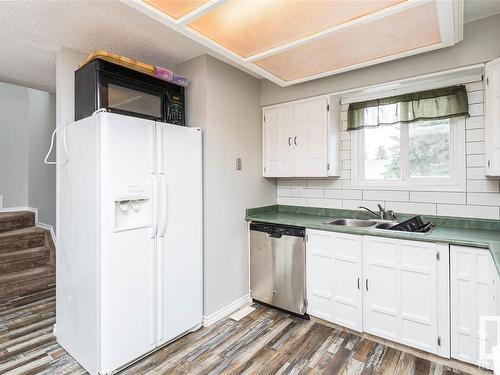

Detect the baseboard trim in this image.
[37,222,56,242]
[203,294,252,327]
[0,206,37,215]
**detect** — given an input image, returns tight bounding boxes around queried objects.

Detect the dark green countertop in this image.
[245,205,500,274]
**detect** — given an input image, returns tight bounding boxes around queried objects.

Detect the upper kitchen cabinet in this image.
[262,97,340,178]
[485,57,500,176]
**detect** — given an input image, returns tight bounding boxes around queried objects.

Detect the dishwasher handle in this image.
[250,222,305,237]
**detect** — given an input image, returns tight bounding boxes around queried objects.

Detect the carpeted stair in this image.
[0,211,55,299]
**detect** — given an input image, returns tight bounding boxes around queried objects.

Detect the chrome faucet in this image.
[358,204,397,221]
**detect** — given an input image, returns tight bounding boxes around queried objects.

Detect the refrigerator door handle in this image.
[150,174,159,238]
[158,174,167,237]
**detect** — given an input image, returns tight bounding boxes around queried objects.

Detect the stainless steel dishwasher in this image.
[249,222,306,315]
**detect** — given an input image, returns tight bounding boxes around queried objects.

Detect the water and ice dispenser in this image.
[113,183,151,231]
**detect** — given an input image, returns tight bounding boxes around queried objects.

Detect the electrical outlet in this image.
[236,158,242,170]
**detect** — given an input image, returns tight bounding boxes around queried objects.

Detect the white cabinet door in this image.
[450,245,499,369]
[156,124,203,346]
[307,230,363,332]
[292,99,328,177]
[362,236,448,356]
[485,57,500,176]
[263,107,293,177]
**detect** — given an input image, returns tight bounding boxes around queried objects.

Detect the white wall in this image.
[260,14,500,221]
[0,82,56,226]
[260,14,500,106]
[175,55,276,316]
[0,83,29,208]
[28,89,57,226]
[278,80,500,220]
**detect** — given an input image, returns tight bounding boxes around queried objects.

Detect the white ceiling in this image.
[0,0,499,93]
[0,0,208,93]
[464,0,500,23]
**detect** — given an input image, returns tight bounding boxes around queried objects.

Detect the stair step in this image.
[0,266,55,299]
[0,247,50,274]
[0,247,50,264]
[0,211,35,233]
[0,228,46,253]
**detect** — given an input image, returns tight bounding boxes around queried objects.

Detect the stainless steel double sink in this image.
[325,218,398,230]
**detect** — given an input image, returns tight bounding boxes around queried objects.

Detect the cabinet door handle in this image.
[488,160,491,168]
[288,137,292,146]
[357,278,360,290]
[294,136,298,145]
[365,279,369,291]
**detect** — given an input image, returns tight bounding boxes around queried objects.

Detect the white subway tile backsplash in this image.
[277,196,307,206]
[467,179,500,193]
[277,179,307,188]
[363,190,409,202]
[467,90,483,104]
[386,201,437,215]
[307,198,343,209]
[466,128,484,142]
[465,116,483,129]
[467,192,500,206]
[467,154,485,167]
[410,191,466,205]
[437,204,499,220]
[343,200,383,211]
[303,189,324,198]
[466,81,484,92]
[467,141,485,155]
[307,179,343,189]
[277,188,291,197]
[325,189,362,200]
[275,83,500,220]
[467,167,486,180]
[468,103,484,117]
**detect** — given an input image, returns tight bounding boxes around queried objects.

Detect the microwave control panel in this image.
[167,95,184,126]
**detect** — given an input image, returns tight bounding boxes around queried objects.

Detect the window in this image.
[352,117,465,191]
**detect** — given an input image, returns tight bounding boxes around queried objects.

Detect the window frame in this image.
[351,116,466,192]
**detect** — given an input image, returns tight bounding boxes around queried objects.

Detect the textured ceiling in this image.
[464,0,500,23]
[0,0,208,93]
[0,0,499,93]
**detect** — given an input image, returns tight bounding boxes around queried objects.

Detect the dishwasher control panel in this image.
[249,222,305,238]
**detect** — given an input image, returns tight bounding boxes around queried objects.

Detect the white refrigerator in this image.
[56,112,202,375]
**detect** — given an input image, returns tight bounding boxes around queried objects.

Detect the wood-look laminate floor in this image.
[0,288,480,375]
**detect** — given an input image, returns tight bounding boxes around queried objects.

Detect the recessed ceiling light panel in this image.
[254,1,440,81]
[188,0,406,57]
[144,0,209,19]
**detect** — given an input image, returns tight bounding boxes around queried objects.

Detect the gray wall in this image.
[260,14,500,106]
[28,89,57,226]
[175,55,276,316]
[0,82,56,226]
[0,83,29,208]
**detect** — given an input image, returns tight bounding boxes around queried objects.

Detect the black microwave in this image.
[75,58,185,125]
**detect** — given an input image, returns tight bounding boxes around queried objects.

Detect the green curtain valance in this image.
[347,85,470,131]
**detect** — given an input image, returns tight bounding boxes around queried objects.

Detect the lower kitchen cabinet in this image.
[306,230,363,332]
[450,245,500,369]
[363,236,450,357]
[306,230,449,358]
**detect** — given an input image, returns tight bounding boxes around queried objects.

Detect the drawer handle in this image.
[294,136,298,145]
[288,137,292,146]
[357,277,360,290]
[365,279,369,291]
